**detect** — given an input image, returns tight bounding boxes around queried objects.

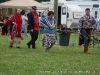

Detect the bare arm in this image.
[24,16,28,21]
[39,22,48,28]
[51,24,56,29]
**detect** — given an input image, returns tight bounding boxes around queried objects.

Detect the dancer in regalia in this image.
[40,11,56,52]
[1,9,22,48]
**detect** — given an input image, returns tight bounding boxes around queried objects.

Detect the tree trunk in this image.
[8,8,12,17]
[54,0,58,33]
[0,9,2,19]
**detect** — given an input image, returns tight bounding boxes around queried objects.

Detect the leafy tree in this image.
[35,0,50,2]
[0,0,9,3]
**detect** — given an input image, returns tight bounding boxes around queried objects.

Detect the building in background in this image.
[42,0,100,19]
[41,0,100,28]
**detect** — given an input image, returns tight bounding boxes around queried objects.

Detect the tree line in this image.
[0,0,9,3]
[0,0,50,3]
[36,0,49,2]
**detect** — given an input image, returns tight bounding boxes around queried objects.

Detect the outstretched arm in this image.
[39,22,48,28]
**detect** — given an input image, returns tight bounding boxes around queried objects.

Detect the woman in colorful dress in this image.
[40,11,56,52]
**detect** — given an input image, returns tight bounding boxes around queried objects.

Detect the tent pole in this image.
[54,0,58,34]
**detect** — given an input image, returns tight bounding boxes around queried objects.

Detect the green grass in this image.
[0,33,100,75]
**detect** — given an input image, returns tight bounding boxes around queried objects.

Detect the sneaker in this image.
[16,46,21,49]
[26,34,30,36]
[9,45,13,48]
[45,48,49,52]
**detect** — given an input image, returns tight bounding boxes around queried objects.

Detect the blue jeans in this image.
[80,29,89,44]
[22,25,28,36]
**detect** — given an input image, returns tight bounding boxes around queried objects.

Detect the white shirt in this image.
[22,15,28,25]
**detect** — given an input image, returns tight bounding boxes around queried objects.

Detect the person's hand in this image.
[96,30,100,33]
[45,26,49,29]
[97,30,100,32]
[31,29,33,32]
[50,27,54,29]
[78,31,81,34]
[13,22,16,25]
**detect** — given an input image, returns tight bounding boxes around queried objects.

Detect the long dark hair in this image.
[21,10,25,15]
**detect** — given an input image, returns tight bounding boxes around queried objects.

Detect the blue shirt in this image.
[40,17,56,34]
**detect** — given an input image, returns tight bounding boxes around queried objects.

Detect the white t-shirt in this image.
[22,15,28,25]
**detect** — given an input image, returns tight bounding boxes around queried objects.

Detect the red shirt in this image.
[32,12,39,31]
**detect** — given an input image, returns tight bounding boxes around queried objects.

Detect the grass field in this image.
[0,33,100,75]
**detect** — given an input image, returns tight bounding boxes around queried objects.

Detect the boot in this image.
[45,47,49,52]
[32,43,36,49]
[27,43,30,48]
[32,46,36,49]
[84,44,90,54]
[83,44,86,53]
[85,44,90,54]
[45,43,54,52]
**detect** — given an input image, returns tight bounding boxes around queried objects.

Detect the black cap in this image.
[85,8,90,11]
[32,6,37,10]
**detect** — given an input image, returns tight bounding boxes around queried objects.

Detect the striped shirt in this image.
[78,14,98,31]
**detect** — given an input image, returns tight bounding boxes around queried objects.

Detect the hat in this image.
[32,6,37,10]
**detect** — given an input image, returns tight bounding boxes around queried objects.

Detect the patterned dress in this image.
[40,17,56,47]
[1,14,23,40]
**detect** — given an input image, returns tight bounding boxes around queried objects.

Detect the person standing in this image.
[27,6,39,49]
[21,10,29,36]
[78,8,100,54]
[1,9,22,48]
[40,11,56,52]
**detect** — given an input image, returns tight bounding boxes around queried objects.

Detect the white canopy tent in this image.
[50,0,66,5]
[0,0,49,10]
